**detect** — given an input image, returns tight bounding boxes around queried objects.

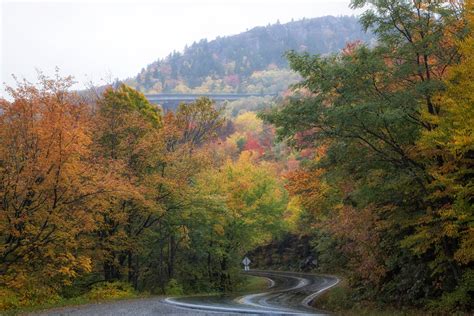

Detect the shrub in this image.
[428,269,474,312]
[0,288,20,311]
[165,279,184,296]
[86,281,136,301]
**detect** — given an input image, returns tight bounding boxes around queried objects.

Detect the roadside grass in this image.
[1,282,143,316]
[235,274,271,294]
[1,275,270,315]
[2,296,91,316]
[313,278,468,316]
[1,295,148,316]
[163,274,270,299]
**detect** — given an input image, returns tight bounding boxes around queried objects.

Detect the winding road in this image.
[36,271,339,315]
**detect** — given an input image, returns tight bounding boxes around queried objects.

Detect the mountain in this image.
[130,16,374,94]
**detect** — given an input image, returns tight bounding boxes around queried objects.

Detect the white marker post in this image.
[242,256,251,271]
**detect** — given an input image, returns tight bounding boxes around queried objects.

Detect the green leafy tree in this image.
[188,151,288,291]
[262,0,471,309]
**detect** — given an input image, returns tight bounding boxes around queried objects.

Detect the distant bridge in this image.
[145,93,278,110]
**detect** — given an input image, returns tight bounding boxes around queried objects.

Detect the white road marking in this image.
[237,273,310,311]
[301,276,340,307]
[164,271,338,315]
[163,297,313,315]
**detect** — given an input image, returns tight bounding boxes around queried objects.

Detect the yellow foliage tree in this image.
[412,1,474,308]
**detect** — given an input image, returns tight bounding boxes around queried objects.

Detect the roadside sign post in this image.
[242,256,251,271]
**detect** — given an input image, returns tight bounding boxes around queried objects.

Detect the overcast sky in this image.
[1,0,359,96]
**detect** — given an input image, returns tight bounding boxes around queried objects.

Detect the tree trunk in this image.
[168,234,176,279]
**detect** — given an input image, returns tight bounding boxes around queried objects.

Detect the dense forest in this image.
[1,0,473,314]
[130,16,374,94]
[262,0,473,312]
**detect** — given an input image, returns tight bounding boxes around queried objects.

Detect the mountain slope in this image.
[131,16,373,94]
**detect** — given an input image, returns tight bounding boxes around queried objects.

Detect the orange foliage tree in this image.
[0,74,104,300]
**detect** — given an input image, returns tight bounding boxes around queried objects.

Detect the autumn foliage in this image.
[1,1,473,313]
[0,70,292,310]
[0,75,98,303]
[262,0,473,312]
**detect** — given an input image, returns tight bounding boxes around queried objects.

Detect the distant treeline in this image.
[130,16,374,94]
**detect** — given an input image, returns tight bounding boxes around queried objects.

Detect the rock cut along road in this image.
[35,270,339,316]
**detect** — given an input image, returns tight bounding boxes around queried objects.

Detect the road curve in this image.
[164,270,339,315]
[34,271,338,315]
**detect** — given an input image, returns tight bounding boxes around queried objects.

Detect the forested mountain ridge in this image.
[131,16,374,93]
[2,1,472,314]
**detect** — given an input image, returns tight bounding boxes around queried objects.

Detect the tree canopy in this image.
[262,0,472,311]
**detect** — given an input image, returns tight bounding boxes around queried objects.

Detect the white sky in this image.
[1,0,358,96]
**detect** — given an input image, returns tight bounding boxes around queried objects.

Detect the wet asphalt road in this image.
[34,270,339,315]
